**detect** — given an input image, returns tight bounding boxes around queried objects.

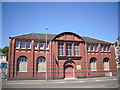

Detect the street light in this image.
[45,27,48,80]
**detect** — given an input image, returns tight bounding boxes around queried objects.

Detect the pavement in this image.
[4,76,118,82]
[1,76,119,88]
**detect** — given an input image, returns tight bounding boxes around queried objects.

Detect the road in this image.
[1,76,118,88]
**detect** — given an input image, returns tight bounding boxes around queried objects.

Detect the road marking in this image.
[55,82,66,83]
[76,81,85,82]
[108,79,117,81]
[95,80,106,81]
[95,78,117,82]
[2,78,117,84]
[5,83,24,84]
[3,82,53,85]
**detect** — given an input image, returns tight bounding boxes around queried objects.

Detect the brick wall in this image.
[7,32,117,80]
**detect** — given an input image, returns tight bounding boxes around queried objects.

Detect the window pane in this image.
[100,45,103,51]
[108,45,110,52]
[95,45,98,51]
[19,62,22,71]
[104,45,107,51]
[27,41,31,49]
[87,44,90,51]
[34,42,38,49]
[58,43,64,56]
[74,44,79,56]
[103,58,109,70]
[38,63,42,71]
[90,58,97,71]
[16,41,20,48]
[46,42,49,49]
[37,57,46,72]
[18,57,27,71]
[42,63,46,71]
[40,42,44,49]
[66,43,72,56]
[91,44,94,51]
[21,41,26,49]
[104,61,109,70]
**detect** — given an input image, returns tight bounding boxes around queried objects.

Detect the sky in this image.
[2,2,118,48]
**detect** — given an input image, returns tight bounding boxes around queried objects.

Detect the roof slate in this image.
[10,33,112,44]
[10,33,57,41]
[81,36,111,44]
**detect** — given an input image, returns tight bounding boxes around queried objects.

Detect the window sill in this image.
[74,55,80,57]
[37,71,46,72]
[18,71,27,72]
[104,69,110,71]
[58,55,64,56]
[103,51,107,52]
[45,49,49,51]
[35,49,39,50]
[21,48,26,49]
[16,48,20,49]
[100,51,111,53]
[90,70,97,72]
[87,51,99,53]
[58,56,82,60]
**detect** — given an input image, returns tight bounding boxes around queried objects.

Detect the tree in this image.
[2,46,9,56]
[0,48,2,52]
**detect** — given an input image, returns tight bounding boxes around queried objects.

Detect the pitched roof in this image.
[81,36,112,44]
[10,33,57,41]
[10,33,113,44]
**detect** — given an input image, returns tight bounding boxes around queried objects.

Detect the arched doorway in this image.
[65,65,74,78]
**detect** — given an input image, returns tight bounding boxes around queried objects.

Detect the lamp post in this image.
[45,27,48,80]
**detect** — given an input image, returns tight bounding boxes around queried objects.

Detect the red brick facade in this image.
[8,32,117,80]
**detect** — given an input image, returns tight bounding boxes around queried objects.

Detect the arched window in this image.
[103,58,109,70]
[17,56,27,72]
[37,57,46,72]
[90,57,97,71]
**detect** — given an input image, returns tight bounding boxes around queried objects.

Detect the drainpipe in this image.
[85,43,88,78]
[50,41,52,79]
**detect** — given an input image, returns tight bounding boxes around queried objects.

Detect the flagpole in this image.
[45,27,48,80]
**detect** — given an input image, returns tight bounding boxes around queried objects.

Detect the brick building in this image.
[8,32,117,80]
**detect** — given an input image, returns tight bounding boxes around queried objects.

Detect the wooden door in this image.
[65,65,74,78]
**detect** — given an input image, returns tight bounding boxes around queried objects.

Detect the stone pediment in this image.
[53,32,84,41]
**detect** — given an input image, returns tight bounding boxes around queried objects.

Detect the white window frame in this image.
[37,57,46,72]
[74,44,79,56]
[15,40,20,49]
[66,43,72,56]
[58,43,64,56]
[18,57,27,72]
[90,58,97,71]
[103,58,110,71]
